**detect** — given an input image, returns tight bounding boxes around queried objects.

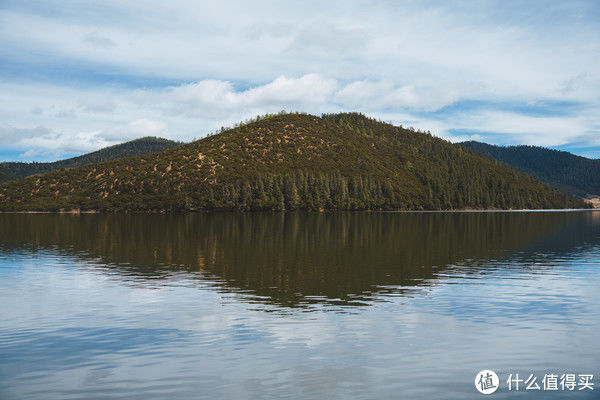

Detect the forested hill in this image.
[460,141,600,197]
[0,112,586,212]
[0,137,181,184]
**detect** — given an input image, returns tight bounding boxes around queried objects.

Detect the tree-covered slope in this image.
[460,141,600,197]
[0,136,181,184]
[0,113,586,211]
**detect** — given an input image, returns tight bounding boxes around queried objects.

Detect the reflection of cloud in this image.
[267,317,337,348]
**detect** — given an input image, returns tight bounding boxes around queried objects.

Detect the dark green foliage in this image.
[0,113,586,211]
[0,137,182,184]
[460,141,600,197]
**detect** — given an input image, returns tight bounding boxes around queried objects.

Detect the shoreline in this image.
[0,208,597,214]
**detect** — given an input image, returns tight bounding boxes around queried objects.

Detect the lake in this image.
[1,211,600,399]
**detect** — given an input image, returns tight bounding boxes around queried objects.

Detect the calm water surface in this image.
[1,212,600,399]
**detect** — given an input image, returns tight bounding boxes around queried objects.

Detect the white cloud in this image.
[30,106,43,115]
[16,129,106,157]
[79,98,116,113]
[242,74,339,107]
[82,31,116,48]
[0,113,170,160]
[0,125,53,142]
[18,149,44,159]
[0,1,599,158]
[244,22,291,41]
[2,73,600,159]
[286,22,368,55]
[54,109,77,119]
[335,81,393,106]
[100,119,168,141]
[454,111,589,147]
[164,74,338,113]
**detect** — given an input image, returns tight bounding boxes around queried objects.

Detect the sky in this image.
[0,0,599,161]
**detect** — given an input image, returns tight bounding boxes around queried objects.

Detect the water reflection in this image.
[1,212,598,309]
[2,212,600,400]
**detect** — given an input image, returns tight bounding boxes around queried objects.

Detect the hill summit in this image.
[0,112,586,211]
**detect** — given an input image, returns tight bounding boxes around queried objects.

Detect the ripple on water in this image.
[1,212,600,399]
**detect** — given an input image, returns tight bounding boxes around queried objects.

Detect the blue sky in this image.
[0,0,599,161]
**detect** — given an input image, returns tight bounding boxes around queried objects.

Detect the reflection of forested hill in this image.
[0,212,597,307]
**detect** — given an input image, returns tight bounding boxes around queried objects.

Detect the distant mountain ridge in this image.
[459,141,600,197]
[0,112,585,212]
[0,137,182,184]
